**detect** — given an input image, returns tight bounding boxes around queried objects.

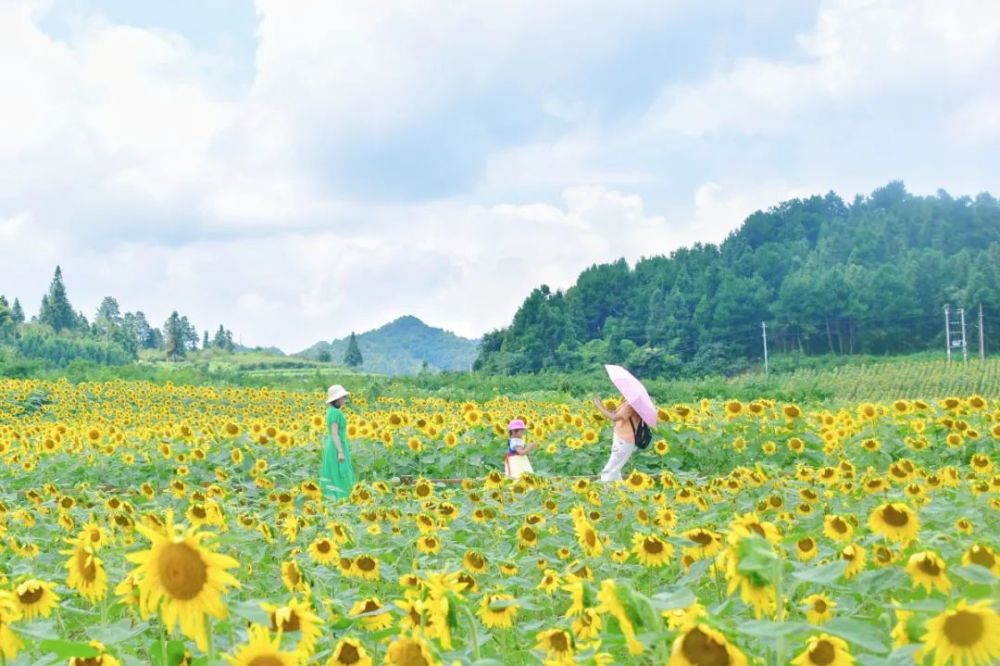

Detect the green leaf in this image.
[952,565,997,585]
[650,587,697,611]
[39,639,100,659]
[87,619,150,645]
[16,620,59,640]
[823,617,889,654]
[738,619,811,638]
[148,639,189,666]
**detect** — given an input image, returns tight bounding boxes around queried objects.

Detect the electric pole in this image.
[945,305,952,364]
[761,321,769,375]
[960,308,968,363]
[979,303,986,361]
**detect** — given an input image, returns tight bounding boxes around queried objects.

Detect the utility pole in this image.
[945,305,952,364]
[761,321,769,375]
[979,303,985,361]
[959,308,968,363]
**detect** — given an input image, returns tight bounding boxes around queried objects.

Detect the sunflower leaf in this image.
[951,564,997,585]
[791,559,848,584]
[823,617,889,654]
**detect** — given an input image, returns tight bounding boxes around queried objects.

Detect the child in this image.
[504,418,536,479]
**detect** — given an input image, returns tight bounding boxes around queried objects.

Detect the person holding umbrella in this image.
[593,365,657,482]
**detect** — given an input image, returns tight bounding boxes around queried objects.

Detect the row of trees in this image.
[475,182,1000,376]
[317,332,364,367]
[1,267,237,366]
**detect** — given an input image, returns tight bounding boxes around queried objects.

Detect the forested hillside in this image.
[475,182,1000,376]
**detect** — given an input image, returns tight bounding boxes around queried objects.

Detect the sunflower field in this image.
[0,378,997,665]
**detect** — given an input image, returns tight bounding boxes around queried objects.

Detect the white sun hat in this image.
[326,384,350,404]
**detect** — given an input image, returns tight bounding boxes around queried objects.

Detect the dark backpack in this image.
[631,417,652,450]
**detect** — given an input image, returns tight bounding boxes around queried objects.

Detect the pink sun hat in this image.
[507,419,527,431]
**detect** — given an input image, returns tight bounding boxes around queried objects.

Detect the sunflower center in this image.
[680,627,730,666]
[881,505,910,527]
[969,547,995,569]
[467,553,484,569]
[917,556,941,576]
[337,642,361,664]
[644,538,664,554]
[808,639,836,665]
[77,549,98,582]
[798,538,815,551]
[18,586,44,605]
[943,611,984,647]
[583,530,595,547]
[271,609,301,632]
[247,657,284,666]
[747,523,766,539]
[362,600,379,613]
[813,599,827,613]
[357,556,375,571]
[72,658,102,666]
[690,531,713,546]
[157,542,208,601]
[549,631,570,652]
[830,517,848,533]
[392,640,430,666]
[317,540,331,554]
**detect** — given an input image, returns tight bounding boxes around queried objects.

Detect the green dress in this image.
[320,405,355,499]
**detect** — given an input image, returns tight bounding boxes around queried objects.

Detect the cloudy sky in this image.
[2,0,999,351]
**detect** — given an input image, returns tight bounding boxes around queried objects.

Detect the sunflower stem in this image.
[460,603,481,661]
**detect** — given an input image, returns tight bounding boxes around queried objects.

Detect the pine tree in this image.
[38,266,77,332]
[11,299,24,324]
[203,331,210,349]
[344,332,363,367]
[164,312,185,361]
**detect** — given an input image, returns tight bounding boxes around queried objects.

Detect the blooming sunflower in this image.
[350,598,394,632]
[791,633,854,666]
[326,637,372,666]
[69,641,120,666]
[801,594,835,625]
[962,544,1000,576]
[536,628,574,661]
[906,551,951,594]
[868,503,920,543]
[822,515,854,543]
[479,593,518,629]
[14,579,59,621]
[223,625,301,666]
[796,537,819,562]
[63,542,108,603]
[839,544,866,579]
[125,513,240,651]
[262,597,323,655]
[308,537,338,565]
[922,599,1000,666]
[384,634,438,666]
[0,592,23,661]
[668,623,748,666]
[631,532,673,567]
[463,550,488,573]
[352,554,381,581]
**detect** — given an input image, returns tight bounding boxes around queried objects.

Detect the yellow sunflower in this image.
[384,634,437,666]
[352,554,381,581]
[223,625,301,666]
[668,623,748,666]
[125,513,240,651]
[536,628,574,660]
[0,591,23,661]
[63,542,108,603]
[791,633,854,666]
[479,593,518,629]
[839,544,866,579]
[262,597,323,655]
[14,579,59,621]
[326,637,373,666]
[921,599,1000,666]
[906,551,951,594]
[868,503,920,543]
[632,532,673,567]
[463,550,488,573]
[802,594,836,625]
[822,515,854,543]
[350,598,395,632]
[962,544,1000,576]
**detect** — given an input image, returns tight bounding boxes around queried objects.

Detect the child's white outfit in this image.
[505,437,534,479]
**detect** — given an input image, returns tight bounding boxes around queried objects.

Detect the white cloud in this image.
[644,0,1000,136]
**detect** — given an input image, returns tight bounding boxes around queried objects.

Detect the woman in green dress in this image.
[320,384,356,499]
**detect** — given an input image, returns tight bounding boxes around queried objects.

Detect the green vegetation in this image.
[298,315,479,375]
[476,182,1000,376]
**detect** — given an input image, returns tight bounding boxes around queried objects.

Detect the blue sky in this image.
[2,0,999,351]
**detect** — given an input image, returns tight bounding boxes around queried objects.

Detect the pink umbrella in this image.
[604,364,658,427]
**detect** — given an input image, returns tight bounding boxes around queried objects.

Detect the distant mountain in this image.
[296,316,480,375]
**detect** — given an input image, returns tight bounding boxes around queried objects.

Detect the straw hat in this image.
[326,385,349,404]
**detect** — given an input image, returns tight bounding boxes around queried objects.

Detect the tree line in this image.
[475,182,1000,377]
[0,267,237,367]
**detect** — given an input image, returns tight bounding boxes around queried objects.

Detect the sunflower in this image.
[463,550,488,573]
[791,633,854,666]
[596,579,644,656]
[352,554,381,581]
[517,526,539,549]
[571,607,603,641]
[13,579,59,620]
[963,544,1000,576]
[223,625,301,666]
[668,623,748,666]
[632,532,673,567]
[822,515,854,543]
[327,637,372,666]
[663,602,708,630]
[417,534,442,554]
[796,537,819,562]
[906,551,952,594]
[281,560,305,592]
[63,542,108,603]
[479,593,518,629]
[839,544,866,579]
[537,569,561,594]
[350,598,394,632]
[125,513,240,651]
[384,634,437,666]
[0,592,23,660]
[867,502,919,543]
[263,597,323,655]
[802,594,835,625]
[922,599,1000,666]
[536,628,574,660]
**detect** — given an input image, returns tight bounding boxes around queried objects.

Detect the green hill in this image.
[296,316,480,375]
